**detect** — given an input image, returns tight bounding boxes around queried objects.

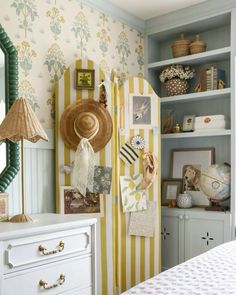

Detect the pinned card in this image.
[93,166,112,195]
[119,142,139,166]
[120,174,147,212]
[128,201,156,237]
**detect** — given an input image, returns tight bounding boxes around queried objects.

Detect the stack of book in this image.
[199,66,226,91]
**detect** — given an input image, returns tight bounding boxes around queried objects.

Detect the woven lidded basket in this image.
[190,34,206,55]
[171,33,191,58]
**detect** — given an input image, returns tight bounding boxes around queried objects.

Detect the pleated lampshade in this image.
[0,97,48,142]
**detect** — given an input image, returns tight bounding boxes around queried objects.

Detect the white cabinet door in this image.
[184,211,231,261]
[161,208,185,270]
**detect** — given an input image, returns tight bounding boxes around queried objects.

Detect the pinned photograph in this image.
[60,186,103,216]
[182,164,201,191]
[129,94,154,129]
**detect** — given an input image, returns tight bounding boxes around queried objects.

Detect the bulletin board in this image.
[55,58,161,294]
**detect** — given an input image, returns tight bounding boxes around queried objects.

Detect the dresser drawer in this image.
[3,255,93,295]
[63,286,92,295]
[3,227,91,272]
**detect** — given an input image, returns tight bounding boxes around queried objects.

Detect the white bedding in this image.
[122,241,236,295]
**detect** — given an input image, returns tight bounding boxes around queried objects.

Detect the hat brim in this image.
[60,99,113,152]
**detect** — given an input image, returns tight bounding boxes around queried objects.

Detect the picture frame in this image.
[161,179,183,206]
[182,115,195,132]
[59,186,103,217]
[129,93,155,129]
[0,192,8,221]
[75,69,95,90]
[170,148,215,206]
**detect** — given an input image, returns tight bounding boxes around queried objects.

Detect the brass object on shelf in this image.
[38,241,65,255]
[172,123,181,133]
[39,274,65,290]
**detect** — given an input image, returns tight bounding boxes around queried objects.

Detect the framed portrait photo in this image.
[75,69,95,90]
[182,115,195,132]
[171,148,215,206]
[0,192,8,221]
[60,186,103,217]
[129,94,155,129]
[161,179,182,205]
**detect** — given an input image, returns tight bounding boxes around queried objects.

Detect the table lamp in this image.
[0,97,48,222]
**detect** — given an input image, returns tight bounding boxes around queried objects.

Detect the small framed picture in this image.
[129,94,155,129]
[75,69,95,90]
[171,148,215,206]
[161,179,182,205]
[182,115,195,132]
[60,186,103,217]
[0,193,8,221]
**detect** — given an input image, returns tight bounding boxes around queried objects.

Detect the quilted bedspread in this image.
[122,241,236,295]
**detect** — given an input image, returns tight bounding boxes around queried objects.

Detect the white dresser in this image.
[0,214,97,295]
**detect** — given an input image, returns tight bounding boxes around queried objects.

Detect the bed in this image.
[122,241,236,295]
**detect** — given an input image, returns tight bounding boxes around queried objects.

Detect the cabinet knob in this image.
[185,215,189,220]
[179,215,184,220]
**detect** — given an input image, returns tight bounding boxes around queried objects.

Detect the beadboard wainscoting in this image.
[6,129,55,216]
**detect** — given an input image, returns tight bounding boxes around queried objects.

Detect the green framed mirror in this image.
[0,25,19,192]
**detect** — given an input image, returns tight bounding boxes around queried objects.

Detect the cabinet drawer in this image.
[3,255,92,295]
[3,227,91,272]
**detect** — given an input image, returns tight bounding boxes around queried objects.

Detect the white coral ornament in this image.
[131,135,145,150]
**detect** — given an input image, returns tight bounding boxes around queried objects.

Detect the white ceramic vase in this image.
[177,193,192,208]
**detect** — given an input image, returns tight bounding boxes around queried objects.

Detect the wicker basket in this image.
[171,33,191,58]
[190,34,206,55]
[165,79,189,96]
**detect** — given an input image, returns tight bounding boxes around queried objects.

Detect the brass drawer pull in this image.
[39,274,65,290]
[38,241,65,255]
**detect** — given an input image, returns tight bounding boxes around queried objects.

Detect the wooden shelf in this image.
[161,129,231,139]
[161,88,231,104]
[148,47,231,70]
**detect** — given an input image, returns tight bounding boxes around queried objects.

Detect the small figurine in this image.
[99,80,107,108]
[163,110,174,134]
[218,80,225,89]
[168,199,177,208]
[195,83,202,92]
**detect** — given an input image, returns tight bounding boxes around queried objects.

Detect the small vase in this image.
[177,193,192,209]
[165,78,189,96]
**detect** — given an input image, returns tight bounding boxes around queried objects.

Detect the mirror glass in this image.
[0,48,6,175]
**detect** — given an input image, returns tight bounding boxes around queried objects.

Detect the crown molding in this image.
[84,0,145,32]
[146,0,236,34]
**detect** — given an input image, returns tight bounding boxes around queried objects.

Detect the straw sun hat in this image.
[60,99,113,152]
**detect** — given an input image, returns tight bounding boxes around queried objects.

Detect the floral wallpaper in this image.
[0,0,144,127]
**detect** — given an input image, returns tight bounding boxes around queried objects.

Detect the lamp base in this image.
[10,214,33,223]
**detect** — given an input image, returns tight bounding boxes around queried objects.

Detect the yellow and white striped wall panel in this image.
[55,58,117,295]
[117,77,161,293]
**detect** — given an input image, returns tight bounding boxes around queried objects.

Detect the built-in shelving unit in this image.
[146,6,236,247]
